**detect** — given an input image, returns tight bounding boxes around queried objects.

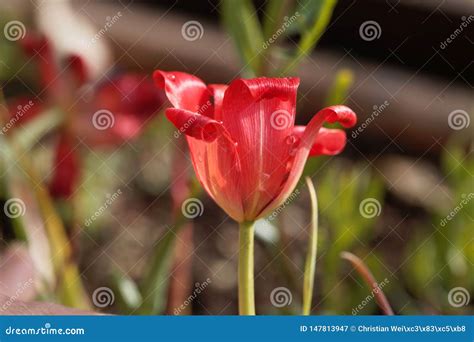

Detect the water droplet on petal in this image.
[285,135,300,156]
[168,74,176,81]
[285,135,296,145]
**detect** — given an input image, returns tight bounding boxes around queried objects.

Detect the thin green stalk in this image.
[238,221,255,315]
[302,177,318,315]
[221,0,264,76]
[259,0,295,76]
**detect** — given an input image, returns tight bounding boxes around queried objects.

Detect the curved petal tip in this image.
[166,108,220,142]
[324,105,357,128]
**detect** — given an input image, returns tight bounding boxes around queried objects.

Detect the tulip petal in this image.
[220,77,300,220]
[187,135,244,222]
[165,108,244,220]
[294,126,347,156]
[20,34,60,97]
[49,134,80,199]
[208,84,227,121]
[64,54,88,86]
[79,74,163,147]
[227,77,300,101]
[153,70,212,116]
[95,74,163,120]
[166,108,222,142]
[258,105,356,219]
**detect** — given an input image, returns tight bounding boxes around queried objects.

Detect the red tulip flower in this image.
[154,71,357,223]
[16,34,163,199]
[155,70,356,315]
[79,73,164,147]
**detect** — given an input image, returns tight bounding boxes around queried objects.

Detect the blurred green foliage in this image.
[403,139,473,314]
[315,160,385,314]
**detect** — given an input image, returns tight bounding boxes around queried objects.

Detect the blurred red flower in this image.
[49,134,80,199]
[12,34,164,199]
[154,70,357,222]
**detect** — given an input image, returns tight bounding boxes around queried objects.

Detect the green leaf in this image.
[138,224,180,314]
[113,272,143,312]
[279,0,338,75]
[23,157,90,309]
[259,0,298,75]
[0,138,89,308]
[0,140,27,241]
[262,0,294,41]
[302,177,319,315]
[11,108,63,150]
[138,182,201,314]
[221,0,265,76]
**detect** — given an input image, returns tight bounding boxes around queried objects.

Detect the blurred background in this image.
[0,0,472,315]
